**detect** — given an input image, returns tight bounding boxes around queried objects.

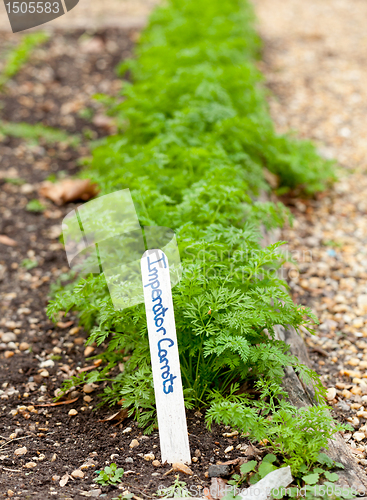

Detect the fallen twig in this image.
[34,397,79,407]
[311,345,329,357]
[0,435,31,450]
[162,467,173,476]
[124,484,156,499]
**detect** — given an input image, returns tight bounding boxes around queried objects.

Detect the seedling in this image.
[26,199,45,212]
[112,493,133,500]
[226,453,355,500]
[0,32,48,80]
[4,177,25,185]
[0,120,79,146]
[157,475,191,498]
[21,258,38,270]
[94,463,124,485]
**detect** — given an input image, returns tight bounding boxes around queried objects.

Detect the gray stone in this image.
[89,490,102,498]
[336,400,350,412]
[125,457,134,463]
[208,464,232,478]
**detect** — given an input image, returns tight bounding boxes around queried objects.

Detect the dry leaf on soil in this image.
[0,235,17,246]
[39,179,99,206]
[98,409,128,425]
[35,397,79,407]
[172,462,193,475]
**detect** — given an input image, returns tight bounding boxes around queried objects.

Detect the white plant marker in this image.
[141,248,191,465]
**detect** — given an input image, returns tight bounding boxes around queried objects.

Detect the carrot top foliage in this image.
[48,0,344,475]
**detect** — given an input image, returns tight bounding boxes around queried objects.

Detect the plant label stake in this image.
[141,249,191,464]
[62,190,191,465]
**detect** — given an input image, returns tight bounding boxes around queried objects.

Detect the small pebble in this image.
[351,386,362,396]
[326,388,336,401]
[143,453,155,461]
[24,462,37,468]
[84,346,94,357]
[71,469,84,479]
[83,384,95,394]
[224,445,234,454]
[68,409,78,416]
[19,342,30,351]
[152,460,161,467]
[353,432,365,442]
[129,439,139,449]
[342,389,352,399]
[125,457,134,463]
[222,431,238,437]
[357,295,367,313]
[347,416,360,427]
[40,359,54,368]
[351,403,362,410]
[122,427,132,434]
[14,446,27,456]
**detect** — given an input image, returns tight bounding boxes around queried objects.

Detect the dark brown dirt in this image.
[0,29,254,500]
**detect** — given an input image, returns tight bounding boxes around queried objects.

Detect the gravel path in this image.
[254,0,367,471]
